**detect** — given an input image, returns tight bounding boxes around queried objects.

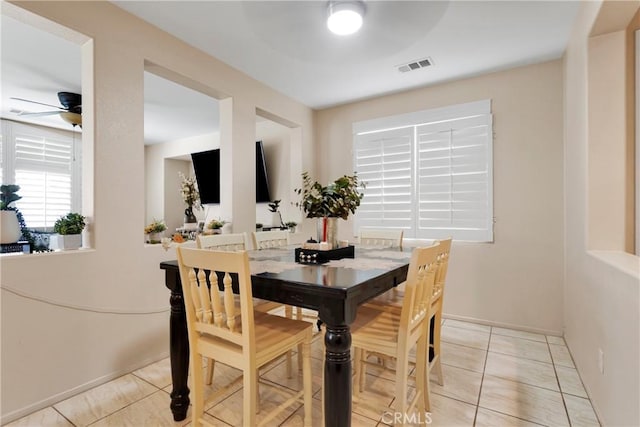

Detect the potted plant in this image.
[0,184,23,244]
[295,172,365,247]
[206,218,225,234]
[144,219,167,243]
[267,199,284,227]
[50,212,86,250]
[285,221,298,233]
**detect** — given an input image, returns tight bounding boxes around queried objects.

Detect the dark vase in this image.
[184,207,197,224]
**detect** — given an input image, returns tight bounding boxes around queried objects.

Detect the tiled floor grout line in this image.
[471,324,492,426]
[547,335,573,427]
[83,379,162,427]
[51,407,76,427]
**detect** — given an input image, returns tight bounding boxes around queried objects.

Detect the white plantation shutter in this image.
[416,114,492,241]
[15,170,72,227]
[354,127,414,231]
[2,121,81,228]
[353,100,493,242]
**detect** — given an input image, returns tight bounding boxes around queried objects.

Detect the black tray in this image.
[295,245,355,264]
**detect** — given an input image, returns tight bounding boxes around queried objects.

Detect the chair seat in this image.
[367,281,443,313]
[198,312,311,368]
[366,288,404,310]
[351,306,403,355]
[253,299,282,312]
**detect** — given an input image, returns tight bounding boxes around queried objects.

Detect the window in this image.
[353,100,493,242]
[1,120,81,229]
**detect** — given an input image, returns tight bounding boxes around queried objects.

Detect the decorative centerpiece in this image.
[295,172,364,249]
[145,219,167,244]
[50,212,86,250]
[179,172,201,230]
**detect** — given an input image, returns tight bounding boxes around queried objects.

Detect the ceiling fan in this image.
[11,91,82,127]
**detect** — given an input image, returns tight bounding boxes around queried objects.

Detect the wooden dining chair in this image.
[252,228,310,370]
[364,238,452,388]
[197,232,247,251]
[351,243,440,416]
[251,230,290,250]
[196,231,291,381]
[176,247,313,427]
[428,237,452,386]
[359,228,404,249]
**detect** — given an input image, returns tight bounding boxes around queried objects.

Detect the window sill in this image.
[588,250,640,279]
[0,248,95,258]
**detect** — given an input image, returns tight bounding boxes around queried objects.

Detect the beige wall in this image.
[0,1,314,422]
[316,60,565,333]
[564,1,640,425]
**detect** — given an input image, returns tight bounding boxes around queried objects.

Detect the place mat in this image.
[359,249,412,260]
[325,257,404,271]
[250,260,300,275]
[249,248,291,260]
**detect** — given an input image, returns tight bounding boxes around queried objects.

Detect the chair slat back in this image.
[359,228,404,249]
[399,244,439,340]
[432,238,452,303]
[197,233,247,251]
[252,230,290,250]
[177,247,255,349]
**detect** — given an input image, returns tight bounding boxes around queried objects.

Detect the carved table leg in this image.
[169,290,190,421]
[324,324,352,427]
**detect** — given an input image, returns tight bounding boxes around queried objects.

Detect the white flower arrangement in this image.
[179,172,201,210]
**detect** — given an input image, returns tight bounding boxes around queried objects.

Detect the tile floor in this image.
[5,319,601,427]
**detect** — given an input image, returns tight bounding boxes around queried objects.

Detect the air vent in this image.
[397,57,433,73]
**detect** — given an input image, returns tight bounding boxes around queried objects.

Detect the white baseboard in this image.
[443,313,563,337]
[1,351,169,425]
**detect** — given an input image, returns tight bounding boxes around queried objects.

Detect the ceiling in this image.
[1,1,580,144]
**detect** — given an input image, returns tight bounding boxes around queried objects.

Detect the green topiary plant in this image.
[0,184,50,252]
[0,184,21,210]
[54,213,86,235]
[294,172,365,220]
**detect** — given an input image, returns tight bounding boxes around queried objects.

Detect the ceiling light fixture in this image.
[327,1,365,36]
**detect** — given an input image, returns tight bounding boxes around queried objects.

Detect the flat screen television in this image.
[191,141,271,204]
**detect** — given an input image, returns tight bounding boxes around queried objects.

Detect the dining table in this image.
[160,245,411,427]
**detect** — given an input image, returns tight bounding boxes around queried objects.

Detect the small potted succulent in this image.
[144,219,167,243]
[206,218,225,234]
[285,221,298,233]
[50,212,86,250]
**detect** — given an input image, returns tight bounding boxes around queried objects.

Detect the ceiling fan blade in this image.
[18,111,61,117]
[10,97,64,110]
